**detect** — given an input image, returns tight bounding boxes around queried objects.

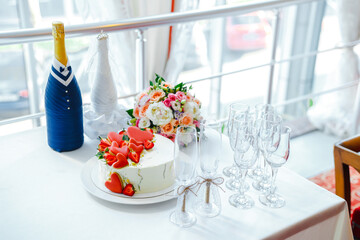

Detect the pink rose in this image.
[163,98,172,108]
[194,120,200,128]
[168,93,176,102]
[175,91,186,101]
[160,133,176,142]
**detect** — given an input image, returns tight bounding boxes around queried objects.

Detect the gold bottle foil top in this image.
[97,30,108,40]
[52,21,67,66]
[52,21,65,39]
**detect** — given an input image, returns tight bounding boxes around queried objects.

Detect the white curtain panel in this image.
[78,0,201,92]
[76,0,136,96]
[130,0,172,82]
[163,0,200,84]
[307,0,360,138]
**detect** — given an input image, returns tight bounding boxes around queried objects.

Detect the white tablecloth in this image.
[0,127,353,240]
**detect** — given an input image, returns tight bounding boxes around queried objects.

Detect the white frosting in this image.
[99,134,175,193]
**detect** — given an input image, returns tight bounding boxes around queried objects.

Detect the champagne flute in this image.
[226,112,251,192]
[229,116,257,209]
[195,122,222,217]
[252,113,282,192]
[248,104,275,180]
[170,126,198,227]
[259,126,291,208]
[223,103,249,177]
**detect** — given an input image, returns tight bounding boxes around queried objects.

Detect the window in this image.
[0,0,338,138]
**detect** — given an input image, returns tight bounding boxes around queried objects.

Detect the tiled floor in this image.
[286,130,341,178]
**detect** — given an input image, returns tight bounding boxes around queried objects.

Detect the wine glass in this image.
[223,103,249,177]
[170,126,198,227]
[195,122,222,218]
[259,126,291,208]
[252,113,282,192]
[225,112,251,192]
[229,116,258,209]
[248,104,275,180]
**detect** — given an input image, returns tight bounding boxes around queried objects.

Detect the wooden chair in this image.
[334,135,360,214]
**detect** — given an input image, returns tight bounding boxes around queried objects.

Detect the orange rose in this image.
[194,98,201,106]
[133,107,140,118]
[137,92,146,101]
[139,103,150,118]
[149,90,165,102]
[180,113,193,126]
[186,93,193,101]
[171,119,179,127]
[161,82,173,88]
[171,119,179,133]
[161,122,174,134]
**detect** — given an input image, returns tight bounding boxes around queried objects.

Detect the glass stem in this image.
[205,182,211,204]
[182,192,187,212]
[239,168,247,195]
[254,149,261,169]
[269,167,279,195]
[230,153,239,179]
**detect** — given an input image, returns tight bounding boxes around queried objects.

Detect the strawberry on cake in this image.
[96,126,175,196]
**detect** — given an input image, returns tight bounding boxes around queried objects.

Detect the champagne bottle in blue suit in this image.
[45,21,84,152]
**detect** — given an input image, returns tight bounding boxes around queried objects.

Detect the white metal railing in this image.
[0,0,319,45]
[0,0,350,128]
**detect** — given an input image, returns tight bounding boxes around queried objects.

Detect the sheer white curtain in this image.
[163,0,200,84]
[307,0,360,138]
[76,0,136,96]
[77,0,198,92]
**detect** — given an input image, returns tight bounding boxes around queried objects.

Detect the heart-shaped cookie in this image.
[129,143,144,155]
[108,131,123,145]
[110,145,129,156]
[113,153,129,169]
[129,138,143,146]
[127,126,153,142]
[105,173,123,193]
[111,141,119,148]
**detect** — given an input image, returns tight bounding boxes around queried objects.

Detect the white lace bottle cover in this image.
[83,32,130,139]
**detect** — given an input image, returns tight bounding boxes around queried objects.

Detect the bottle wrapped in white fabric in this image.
[83,32,130,139]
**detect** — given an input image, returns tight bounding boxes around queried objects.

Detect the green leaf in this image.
[154,73,165,85]
[122,135,130,141]
[150,81,153,86]
[96,151,104,159]
[221,123,225,134]
[126,109,135,118]
[308,98,314,107]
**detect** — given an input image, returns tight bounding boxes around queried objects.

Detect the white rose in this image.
[138,117,150,128]
[183,102,200,118]
[146,102,173,125]
[178,134,193,145]
[171,100,181,111]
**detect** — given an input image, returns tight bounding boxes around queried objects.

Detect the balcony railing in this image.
[1,0,355,128]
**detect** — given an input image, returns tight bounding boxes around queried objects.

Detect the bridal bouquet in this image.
[127,74,202,141]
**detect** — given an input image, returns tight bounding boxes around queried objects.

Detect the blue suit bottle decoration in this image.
[45,21,84,152]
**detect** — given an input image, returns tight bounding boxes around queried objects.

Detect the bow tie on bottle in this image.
[60,66,71,72]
